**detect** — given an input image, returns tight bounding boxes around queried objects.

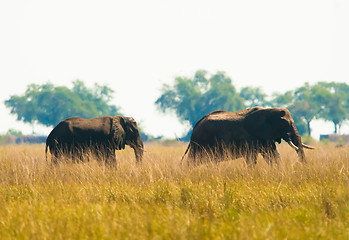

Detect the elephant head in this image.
[244,107,314,162]
[112,116,144,163]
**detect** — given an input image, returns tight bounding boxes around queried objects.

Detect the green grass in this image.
[0,143,348,239]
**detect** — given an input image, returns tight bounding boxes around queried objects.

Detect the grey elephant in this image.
[45,115,144,166]
[182,107,314,165]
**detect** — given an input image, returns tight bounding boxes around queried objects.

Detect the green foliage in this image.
[270,82,349,135]
[4,80,120,127]
[155,70,245,139]
[6,129,23,136]
[315,82,349,134]
[290,114,308,136]
[239,86,267,107]
[300,134,316,145]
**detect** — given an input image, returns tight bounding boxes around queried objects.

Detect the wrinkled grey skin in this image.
[45,115,144,166]
[182,107,314,165]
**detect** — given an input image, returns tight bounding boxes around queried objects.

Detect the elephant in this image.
[182,107,314,165]
[45,115,144,166]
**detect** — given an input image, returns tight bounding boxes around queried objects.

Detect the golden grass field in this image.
[0,142,348,239]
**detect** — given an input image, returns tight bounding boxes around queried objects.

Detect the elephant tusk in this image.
[287,141,299,151]
[302,143,315,149]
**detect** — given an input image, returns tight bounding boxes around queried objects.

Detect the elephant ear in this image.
[111,116,126,150]
[243,108,274,140]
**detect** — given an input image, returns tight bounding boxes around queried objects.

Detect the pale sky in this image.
[1,0,349,139]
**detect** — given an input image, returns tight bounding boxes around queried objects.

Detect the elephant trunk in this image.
[134,147,143,163]
[289,122,306,162]
[128,135,144,163]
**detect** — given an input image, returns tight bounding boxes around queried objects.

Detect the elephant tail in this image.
[45,142,49,163]
[180,142,191,166]
[45,135,52,163]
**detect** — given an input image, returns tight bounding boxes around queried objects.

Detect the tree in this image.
[155,70,244,139]
[5,80,120,129]
[270,81,349,136]
[6,129,23,136]
[290,83,325,136]
[239,86,267,107]
[316,82,349,134]
[269,90,293,108]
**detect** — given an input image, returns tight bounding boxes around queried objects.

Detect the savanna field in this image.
[0,143,348,239]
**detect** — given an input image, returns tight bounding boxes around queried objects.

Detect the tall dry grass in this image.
[0,142,348,239]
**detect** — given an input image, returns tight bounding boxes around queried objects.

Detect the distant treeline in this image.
[4,71,349,140]
[0,135,46,145]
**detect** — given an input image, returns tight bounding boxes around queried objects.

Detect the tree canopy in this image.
[5,80,120,128]
[239,86,267,108]
[315,82,349,134]
[270,82,349,136]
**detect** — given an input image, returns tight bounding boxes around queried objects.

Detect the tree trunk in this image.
[338,123,342,135]
[307,120,311,136]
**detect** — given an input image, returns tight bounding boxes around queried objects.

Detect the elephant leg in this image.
[71,148,78,163]
[110,151,117,168]
[193,150,205,166]
[241,142,258,166]
[104,148,117,168]
[230,143,242,161]
[188,143,213,166]
[79,147,87,162]
[188,144,199,166]
[51,150,59,164]
[216,143,228,162]
[261,143,280,165]
[79,151,85,162]
[270,148,281,165]
[92,146,101,161]
[189,150,198,166]
[245,150,257,166]
[92,145,105,162]
[72,146,82,163]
